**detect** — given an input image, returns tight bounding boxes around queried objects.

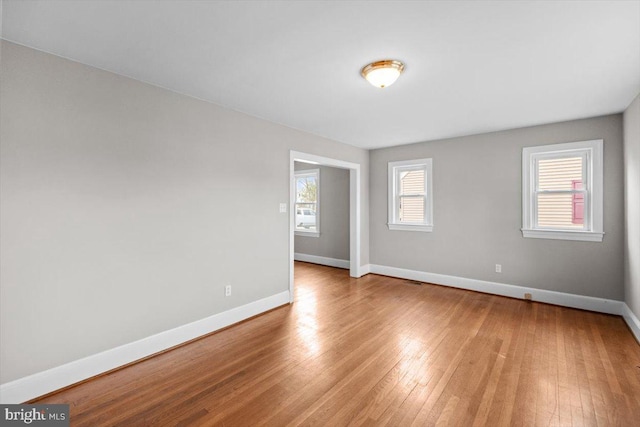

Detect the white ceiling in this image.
[2,1,639,149]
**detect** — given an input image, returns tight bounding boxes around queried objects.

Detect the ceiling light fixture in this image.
[361,60,405,88]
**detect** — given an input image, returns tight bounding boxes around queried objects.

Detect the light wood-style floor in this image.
[34,262,640,426]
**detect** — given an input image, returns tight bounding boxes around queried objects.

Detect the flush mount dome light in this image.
[361,60,405,88]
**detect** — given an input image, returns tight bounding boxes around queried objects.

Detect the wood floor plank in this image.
[31,262,640,426]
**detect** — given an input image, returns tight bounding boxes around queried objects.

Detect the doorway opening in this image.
[289,151,362,303]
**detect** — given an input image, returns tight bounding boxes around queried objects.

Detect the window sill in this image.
[521,229,604,242]
[388,223,433,232]
[295,230,320,238]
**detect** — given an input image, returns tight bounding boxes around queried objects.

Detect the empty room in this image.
[1,1,639,425]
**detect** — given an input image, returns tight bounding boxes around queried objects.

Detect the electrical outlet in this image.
[225,285,231,297]
[524,293,532,301]
[495,264,502,273]
[279,203,287,213]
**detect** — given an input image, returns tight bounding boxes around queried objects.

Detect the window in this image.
[294,169,319,236]
[522,139,603,242]
[388,158,433,232]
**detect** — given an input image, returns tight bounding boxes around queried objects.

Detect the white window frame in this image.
[388,158,433,232]
[522,139,604,242]
[294,169,320,237]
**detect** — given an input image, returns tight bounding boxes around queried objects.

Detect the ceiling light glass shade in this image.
[361,60,405,88]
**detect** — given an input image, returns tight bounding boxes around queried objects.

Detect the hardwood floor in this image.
[33,262,640,426]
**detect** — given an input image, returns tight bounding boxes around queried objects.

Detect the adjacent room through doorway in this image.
[289,151,362,302]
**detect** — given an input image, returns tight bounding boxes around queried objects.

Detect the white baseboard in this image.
[0,291,290,404]
[294,253,350,269]
[359,264,371,276]
[369,264,624,315]
[3,267,636,404]
[622,303,640,343]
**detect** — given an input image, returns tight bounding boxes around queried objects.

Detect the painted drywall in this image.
[370,115,625,300]
[0,41,369,384]
[624,93,640,318]
[294,163,350,262]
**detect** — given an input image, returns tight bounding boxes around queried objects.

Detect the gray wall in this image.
[294,163,350,261]
[624,93,640,317]
[0,41,369,384]
[370,115,625,300]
